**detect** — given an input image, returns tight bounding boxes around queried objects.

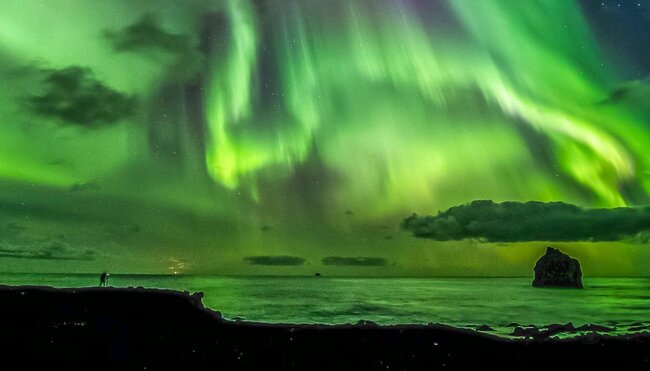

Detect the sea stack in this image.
[532,247,583,288]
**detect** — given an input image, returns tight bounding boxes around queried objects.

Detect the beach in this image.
[1,284,649,369]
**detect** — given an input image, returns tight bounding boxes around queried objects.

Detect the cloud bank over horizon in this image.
[402,200,650,243]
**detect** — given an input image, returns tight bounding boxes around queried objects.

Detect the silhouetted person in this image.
[99,272,109,287]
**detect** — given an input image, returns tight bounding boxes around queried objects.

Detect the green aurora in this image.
[0,0,649,276]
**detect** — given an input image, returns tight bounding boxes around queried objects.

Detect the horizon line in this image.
[2,272,649,279]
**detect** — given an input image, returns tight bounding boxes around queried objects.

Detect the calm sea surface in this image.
[2,274,650,335]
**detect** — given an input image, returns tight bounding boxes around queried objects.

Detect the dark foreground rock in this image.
[1,285,648,370]
[533,247,583,288]
[511,323,615,339]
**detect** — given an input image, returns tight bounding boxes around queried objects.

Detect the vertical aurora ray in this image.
[201,0,648,211]
[1,0,650,275]
[204,0,259,189]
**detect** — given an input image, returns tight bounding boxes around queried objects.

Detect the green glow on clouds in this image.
[0,0,649,275]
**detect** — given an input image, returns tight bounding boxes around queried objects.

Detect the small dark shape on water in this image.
[314,272,322,277]
[532,247,583,288]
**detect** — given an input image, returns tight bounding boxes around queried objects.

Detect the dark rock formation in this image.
[533,247,583,288]
[511,323,615,339]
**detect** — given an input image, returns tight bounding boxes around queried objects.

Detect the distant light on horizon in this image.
[0,0,648,277]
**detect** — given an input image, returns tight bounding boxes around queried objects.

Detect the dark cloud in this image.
[47,159,68,166]
[105,14,193,55]
[28,66,136,127]
[401,200,650,243]
[601,85,634,105]
[244,255,306,266]
[0,242,95,261]
[0,222,96,261]
[69,182,100,193]
[321,257,388,266]
[599,77,650,106]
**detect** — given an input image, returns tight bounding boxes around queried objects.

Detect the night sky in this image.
[1,0,649,276]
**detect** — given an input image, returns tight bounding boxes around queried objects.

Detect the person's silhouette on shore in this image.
[99,272,109,287]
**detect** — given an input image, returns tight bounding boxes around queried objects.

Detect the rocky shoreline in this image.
[1,285,649,369]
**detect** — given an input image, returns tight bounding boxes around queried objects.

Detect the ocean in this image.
[2,274,649,336]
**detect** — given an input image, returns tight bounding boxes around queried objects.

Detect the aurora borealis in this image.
[1,0,649,276]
